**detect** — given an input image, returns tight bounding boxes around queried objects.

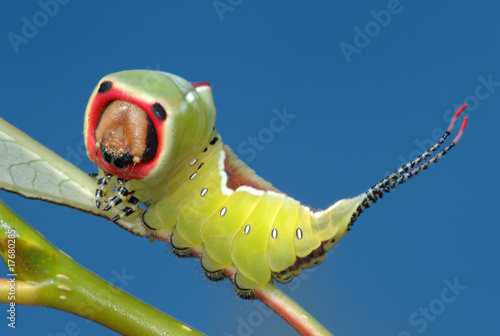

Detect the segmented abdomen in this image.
[143,130,349,292]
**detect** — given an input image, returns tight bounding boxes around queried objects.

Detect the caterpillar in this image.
[83,70,468,298]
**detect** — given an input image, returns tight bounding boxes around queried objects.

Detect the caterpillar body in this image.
[83,70,468,298]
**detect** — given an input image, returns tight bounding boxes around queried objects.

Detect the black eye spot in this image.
[151,103,166,120]
[98,81,113,94]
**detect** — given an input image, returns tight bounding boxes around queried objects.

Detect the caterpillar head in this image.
[84,70,216,187]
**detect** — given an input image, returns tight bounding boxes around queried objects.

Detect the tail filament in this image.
[347,104,469,230]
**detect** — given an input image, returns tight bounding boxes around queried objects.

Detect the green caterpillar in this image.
[83,70,468,298]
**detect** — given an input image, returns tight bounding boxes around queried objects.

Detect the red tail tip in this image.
[452,117,468,144]
[447,104,468,133]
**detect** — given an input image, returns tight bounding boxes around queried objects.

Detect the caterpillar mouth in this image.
[100,143,135,169]
[94,99,158,170]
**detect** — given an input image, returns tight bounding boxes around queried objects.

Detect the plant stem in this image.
[254,283,333,336]
[0,200,203,336]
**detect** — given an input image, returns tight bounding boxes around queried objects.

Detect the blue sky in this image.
[1,1,499,335]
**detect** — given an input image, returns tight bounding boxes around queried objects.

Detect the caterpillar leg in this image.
[203,269,227,282]
[92,171,140,222]
[109,193,139,222]
[94,173,113,209]
[202,263,255,298]
[272,242,329,284]
[232,277,257,300]
[171,246,196,258]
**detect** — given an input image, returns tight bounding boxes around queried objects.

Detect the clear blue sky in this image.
[1,1,499,335]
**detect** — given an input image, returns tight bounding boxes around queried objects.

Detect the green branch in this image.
[0,114,332,335]
[0,200,203,335]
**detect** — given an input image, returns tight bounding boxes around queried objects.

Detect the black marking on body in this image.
[98,81,112,94]
[128,196,139,205]
[122,207,134,217]
[151,102,166,120]
[209,137,219,145]
[104,197,123,211]
[141,213,157,231]
[118,186,130,196]
[143,117,158,161]
[273,237,336,284]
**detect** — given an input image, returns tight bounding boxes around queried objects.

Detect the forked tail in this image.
[345,104,469,230]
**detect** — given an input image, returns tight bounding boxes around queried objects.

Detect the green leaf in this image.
[0,117,147,236]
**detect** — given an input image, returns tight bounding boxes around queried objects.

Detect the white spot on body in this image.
[271,228,278,239]
[296,228,303,240]
[244,224,251,234]
[220,207,227,216]
[200,188,208,197]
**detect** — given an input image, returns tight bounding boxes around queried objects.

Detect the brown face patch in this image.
[95,100,157,169]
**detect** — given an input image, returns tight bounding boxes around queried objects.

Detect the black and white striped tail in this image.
[347,104,469,230]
